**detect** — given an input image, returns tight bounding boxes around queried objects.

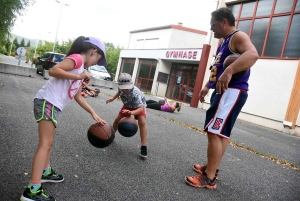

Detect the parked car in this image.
[87,65,112,81]
[35,52,65,75]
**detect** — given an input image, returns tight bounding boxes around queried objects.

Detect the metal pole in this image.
[9,34,14,56]
[34,39,39,58]
[52,2,63,52]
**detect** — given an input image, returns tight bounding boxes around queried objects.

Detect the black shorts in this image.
[204,88,248,139]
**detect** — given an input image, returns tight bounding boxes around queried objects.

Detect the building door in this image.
[166,64,197,103]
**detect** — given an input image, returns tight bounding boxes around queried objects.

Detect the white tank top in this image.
[35,54,84,111]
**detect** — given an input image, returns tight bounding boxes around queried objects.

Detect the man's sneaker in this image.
[20,185,55,201]
[41,168,64,183]
[184,172,217,189]
[193,164,219,179]
[140,146,147,158]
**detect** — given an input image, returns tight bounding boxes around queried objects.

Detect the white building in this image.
[115,0,300,136]
[115,24,207,103]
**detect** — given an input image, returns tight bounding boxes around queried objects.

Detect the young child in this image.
[106,73,148,158]
[82,80,100,97]
[21,36,107,201]
[146,97,181,113]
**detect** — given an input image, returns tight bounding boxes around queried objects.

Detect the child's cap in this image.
[118,73,133,89]
[84,37,107,66]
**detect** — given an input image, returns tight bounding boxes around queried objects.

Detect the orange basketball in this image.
[223,54,248,79]
[87,123,115,148]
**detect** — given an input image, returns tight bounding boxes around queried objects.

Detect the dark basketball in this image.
[223,54,248,79]
[87,123,115,148]
[118,117,138,137]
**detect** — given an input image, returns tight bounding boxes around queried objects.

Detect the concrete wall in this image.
[151,60,172,97]
[128,28,206,50]
[201,59,300,136]
[128,29,173,49]
[0,63,118,90]
[0,63,36,77]
[89,77,117,89]
[245,60,298,122]
[169,29,206,48]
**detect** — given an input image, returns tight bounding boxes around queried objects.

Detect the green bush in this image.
[0,45,7,55]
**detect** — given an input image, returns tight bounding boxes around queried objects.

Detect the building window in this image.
[227,0,300,59]
[135,60,157,92]
[120,59,135,76]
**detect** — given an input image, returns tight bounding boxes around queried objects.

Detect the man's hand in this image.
[199,85,209,103]
[216,68,232,94]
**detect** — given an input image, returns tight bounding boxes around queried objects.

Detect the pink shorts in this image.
[119,106,146,120]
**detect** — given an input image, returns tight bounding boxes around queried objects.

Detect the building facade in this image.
[115,0,300,136]
[115,25,207,103]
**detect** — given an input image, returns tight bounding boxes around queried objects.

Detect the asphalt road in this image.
[0,73,299,201]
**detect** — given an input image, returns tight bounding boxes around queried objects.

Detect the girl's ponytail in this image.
[66,36,85,56]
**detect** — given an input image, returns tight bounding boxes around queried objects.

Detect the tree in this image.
[105,42,116,51]
[23,37,122,71]
[4,37,11,54]
[57,39,74,54]
[103,42,123,74]
[0,0,36,46]
[106,47,122,74]
[20,37,25,47]
[26,40,30,47]
[13,38,19,49]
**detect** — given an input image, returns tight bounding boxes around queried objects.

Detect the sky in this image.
[12,0,218,48]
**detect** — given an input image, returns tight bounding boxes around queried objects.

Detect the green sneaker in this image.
[41,168,64,183]
[20,185,55,201]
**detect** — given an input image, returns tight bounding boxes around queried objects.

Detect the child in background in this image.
[82,80,100,97]
[146,97,181,113]
[20,36,107,201]
[106,73,148,158]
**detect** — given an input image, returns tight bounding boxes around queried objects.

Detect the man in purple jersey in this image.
[185,7,258,189]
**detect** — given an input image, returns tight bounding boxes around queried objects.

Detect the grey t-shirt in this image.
[119,86,147,108]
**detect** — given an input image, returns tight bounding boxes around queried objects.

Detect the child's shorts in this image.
[204,88,248,139]
[33,98,61,127]
[119,106,146,120]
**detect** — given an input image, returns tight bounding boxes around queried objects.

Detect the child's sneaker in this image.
[184,172,217,189]
[177,103,182,112]
[81,91,88,97]
[41,168,64,183]
[20,185,55,201]
[140,146,147,158]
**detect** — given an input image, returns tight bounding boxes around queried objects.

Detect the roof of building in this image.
[130,24,207,35]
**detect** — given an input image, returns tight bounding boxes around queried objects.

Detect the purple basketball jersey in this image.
[208,30,250,91]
